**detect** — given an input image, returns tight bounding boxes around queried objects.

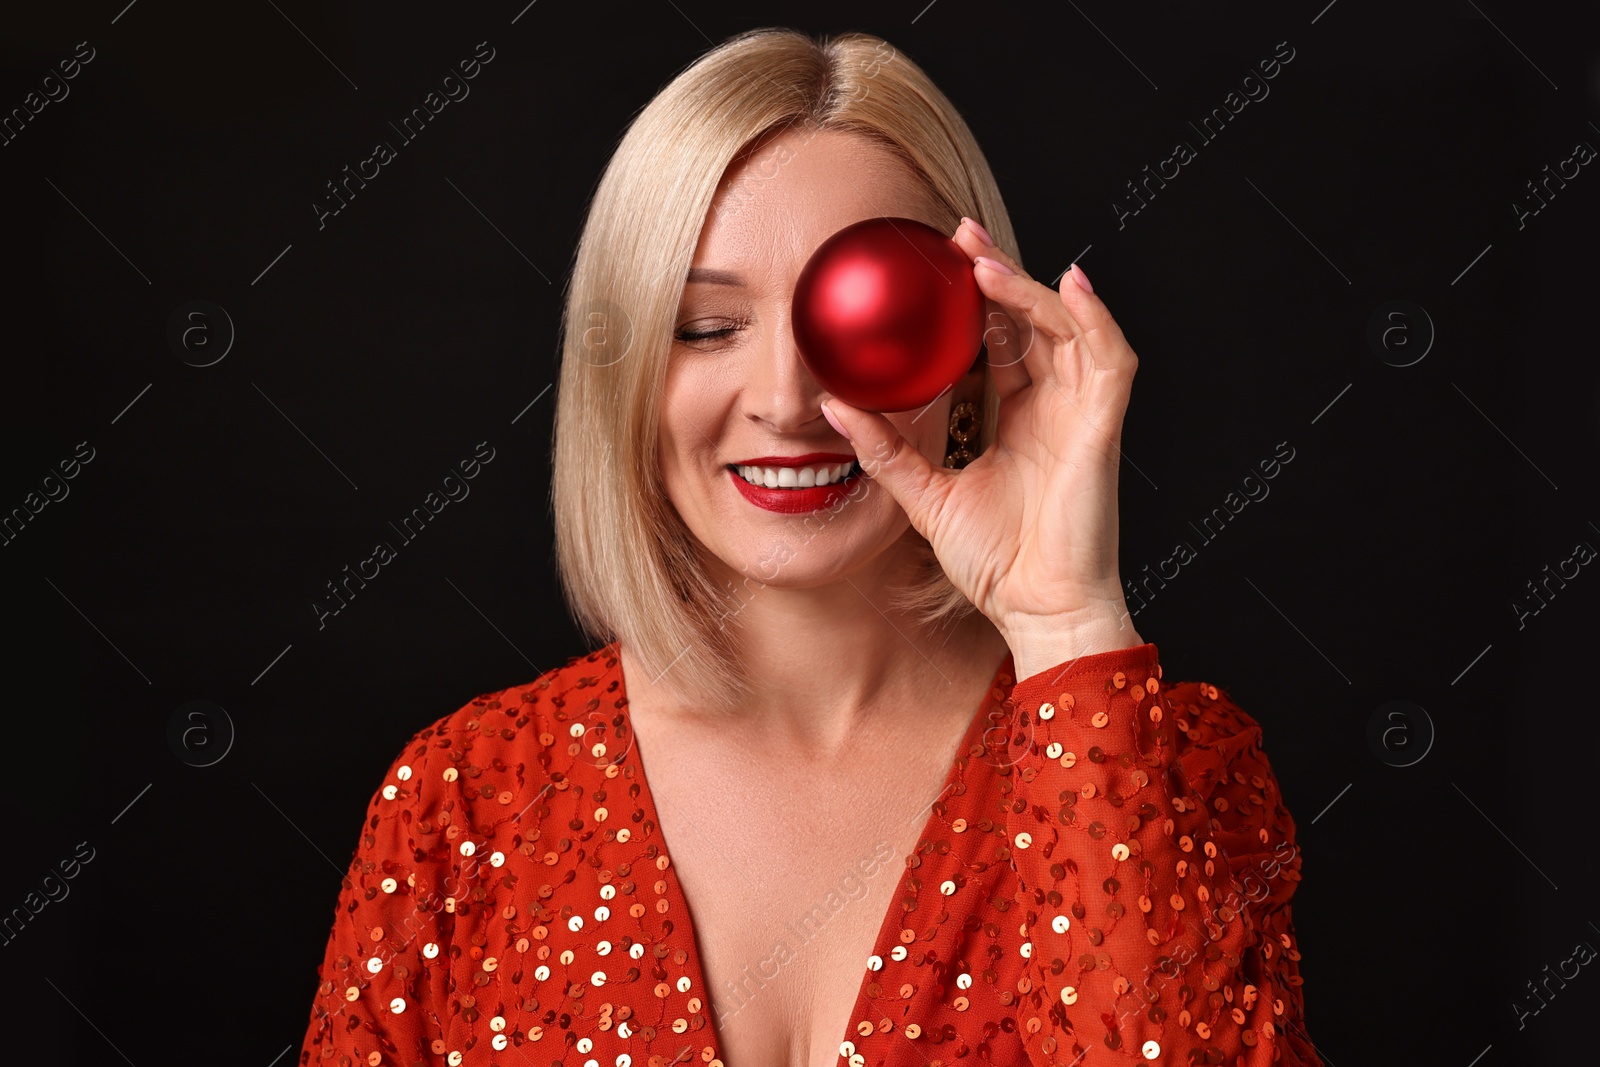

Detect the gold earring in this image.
[943,400,980,469]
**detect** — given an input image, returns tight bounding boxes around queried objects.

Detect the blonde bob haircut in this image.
[552,26,1021,712]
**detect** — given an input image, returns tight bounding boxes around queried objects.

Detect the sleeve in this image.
[1002,642,1320,1067]
[296,721,467,1067]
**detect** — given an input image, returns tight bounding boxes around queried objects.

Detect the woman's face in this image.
[659,127,984,594]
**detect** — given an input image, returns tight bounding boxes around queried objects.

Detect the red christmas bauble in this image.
[791,216,984,413]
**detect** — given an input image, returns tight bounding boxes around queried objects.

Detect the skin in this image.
[618,126,1144,1067]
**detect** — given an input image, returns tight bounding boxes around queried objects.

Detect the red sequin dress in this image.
[297,640,1320,1066]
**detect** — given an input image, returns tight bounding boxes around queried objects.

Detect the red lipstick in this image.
[730,452,856,466]
[725,454,864,514]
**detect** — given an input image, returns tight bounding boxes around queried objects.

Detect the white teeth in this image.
[734,462,856,488]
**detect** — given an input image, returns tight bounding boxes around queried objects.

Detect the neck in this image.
[622,545,1013,754]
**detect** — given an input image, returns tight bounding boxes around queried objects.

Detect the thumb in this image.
[822,398,945,537]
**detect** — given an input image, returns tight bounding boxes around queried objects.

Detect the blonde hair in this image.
[552,26,1021,711]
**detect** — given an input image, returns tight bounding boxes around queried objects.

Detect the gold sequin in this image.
[295,641,1317,1067]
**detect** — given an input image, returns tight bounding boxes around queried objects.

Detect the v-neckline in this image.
[613,643,1015,1062]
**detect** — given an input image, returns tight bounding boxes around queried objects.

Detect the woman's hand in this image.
[820,218,1143,678]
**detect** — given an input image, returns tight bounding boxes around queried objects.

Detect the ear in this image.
[938,345,989,467]
[951,342,989,412]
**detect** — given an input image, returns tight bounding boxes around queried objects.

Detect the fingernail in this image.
[1070,263,1093,294]
[974,255,1015,276]
[962,216,994,245]
[821,402,853,440]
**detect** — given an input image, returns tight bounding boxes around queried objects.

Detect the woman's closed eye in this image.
[674,316,749,345]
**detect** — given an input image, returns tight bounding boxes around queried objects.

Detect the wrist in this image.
[1002,602,1143,680]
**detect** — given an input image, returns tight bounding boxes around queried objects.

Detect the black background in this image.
[2,0,1597,1062]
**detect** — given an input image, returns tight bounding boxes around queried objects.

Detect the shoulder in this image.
[366,641,627,827]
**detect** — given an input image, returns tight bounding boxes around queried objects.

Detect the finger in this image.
[982,316,1031,400]
[951,222,1088,392]
[953,218,1035,280]
[971,260,1081,387]
[956,221,1127,392]
[821,397,950,543]
[948,225,1030,396]
[1056,263,1135,374]
[953,221,1081,342]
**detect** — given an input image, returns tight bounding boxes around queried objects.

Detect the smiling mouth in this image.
[725,460,863,489]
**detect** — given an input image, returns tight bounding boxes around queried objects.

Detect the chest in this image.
[680,800,910,1066]
[628,730,962,1067]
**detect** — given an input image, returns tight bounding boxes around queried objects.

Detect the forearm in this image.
[1002,643,1318,1064]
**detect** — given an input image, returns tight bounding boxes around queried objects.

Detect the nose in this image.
[743,309,831,433]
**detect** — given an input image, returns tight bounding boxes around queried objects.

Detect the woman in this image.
[296,27,1319,1067]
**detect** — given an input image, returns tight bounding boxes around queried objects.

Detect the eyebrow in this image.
[684,267,744,286]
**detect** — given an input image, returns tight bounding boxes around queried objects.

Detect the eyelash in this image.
[674,317,748,344]
[676,327,732,342]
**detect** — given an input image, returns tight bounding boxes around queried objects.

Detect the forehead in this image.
[689,127,939,290]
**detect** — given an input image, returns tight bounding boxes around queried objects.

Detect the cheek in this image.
[655,407,695,501]
[657,428,706,515]
[660,364,701,450]
[659,360,731,482]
